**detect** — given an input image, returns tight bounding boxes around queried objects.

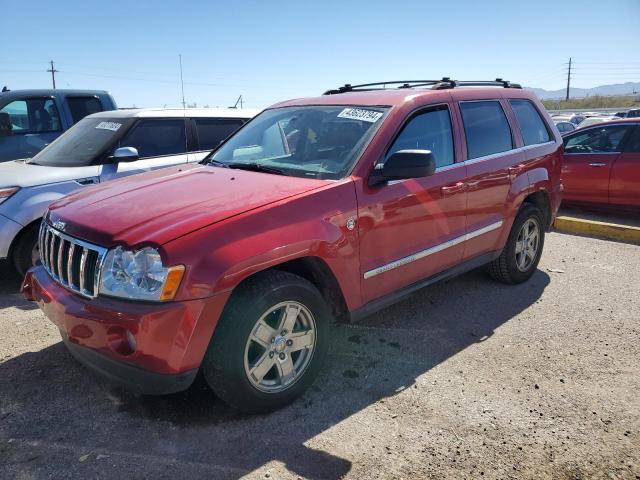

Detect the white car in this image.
[576,116,621,129]
[0,107,259,274]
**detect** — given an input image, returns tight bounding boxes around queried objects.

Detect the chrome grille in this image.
[39,221,107,298]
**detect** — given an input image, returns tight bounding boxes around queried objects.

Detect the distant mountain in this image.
[527,82,640,99]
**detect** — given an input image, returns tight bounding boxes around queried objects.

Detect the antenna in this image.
[178,54,188,157]
[179,54,186,109]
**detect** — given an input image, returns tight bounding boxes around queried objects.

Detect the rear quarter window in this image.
[195,118,246,151]
[459,101,513,159]
[509,99,551,146]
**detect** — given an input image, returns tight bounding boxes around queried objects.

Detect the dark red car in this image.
[22,79,563,413]
[562,118,640,208]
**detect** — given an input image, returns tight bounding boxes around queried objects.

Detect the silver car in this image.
[0,107,258,274]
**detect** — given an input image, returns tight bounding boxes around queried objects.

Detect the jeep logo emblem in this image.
[52,220,66,231]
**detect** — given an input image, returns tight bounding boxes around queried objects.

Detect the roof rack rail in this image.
[323,78,521,95]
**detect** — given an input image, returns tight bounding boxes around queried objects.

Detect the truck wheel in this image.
[12,224,40,277]
[202,271,330,413]
[488,203,545,284]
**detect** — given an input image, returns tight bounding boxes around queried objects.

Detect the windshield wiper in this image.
[226,163,285,175]
[205,158,230,168]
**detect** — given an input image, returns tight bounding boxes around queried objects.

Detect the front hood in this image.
[49,164,331,247]
[0,159,98,188]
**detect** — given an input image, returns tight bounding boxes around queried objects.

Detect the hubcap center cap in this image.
[273,336,287,353]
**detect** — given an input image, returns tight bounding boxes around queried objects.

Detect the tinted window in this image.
[68,97,103,123]
[509,99,551,145]
[627,110,640,118]
[386,106,454,168]
[564,125,629,154]
[195,118,245,150]
[0,98,62,133]
[119,119,187,158]
[623,127,640,153]
[460,101,513,159]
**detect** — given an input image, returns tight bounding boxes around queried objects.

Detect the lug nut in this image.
[279,353,286,360]
[269,352,274,358]
[286,339,293,346]
[281,330,287,336]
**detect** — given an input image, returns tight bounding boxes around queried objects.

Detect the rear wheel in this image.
[202,271,330,413]
[488,203,545,284]
[12,223,40,277]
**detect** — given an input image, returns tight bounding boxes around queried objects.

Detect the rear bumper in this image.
[22,265,230,395]
[0,213,23,259]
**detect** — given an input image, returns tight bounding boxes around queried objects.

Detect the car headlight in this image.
[99,246,185,301]
[0,186,19,205]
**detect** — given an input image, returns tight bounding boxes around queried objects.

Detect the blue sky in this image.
[2,0,639,108]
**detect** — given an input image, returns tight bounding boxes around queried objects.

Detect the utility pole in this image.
[565,57,572,101]
[47,60,58,89]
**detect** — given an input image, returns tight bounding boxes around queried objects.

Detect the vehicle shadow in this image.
[0,269,550,479]
[0,260,36,311]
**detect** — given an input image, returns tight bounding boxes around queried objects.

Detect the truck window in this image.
[0,98,62,133]
[460,101,513,159]
[194,118,245,151]
[385,106,454,168]
[119,119,187,158]
[67,97,103,124]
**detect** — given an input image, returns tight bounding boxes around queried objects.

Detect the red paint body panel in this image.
[609,151,640,207]
[23,266,229,374]
[27,86,563,381]
[561,120,640,208]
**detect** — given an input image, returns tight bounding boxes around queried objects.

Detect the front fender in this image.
[5,182,84,227]
[164,180,361,309]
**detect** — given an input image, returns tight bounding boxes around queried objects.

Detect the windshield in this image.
[29,117,133,167]
[208,105,388,179]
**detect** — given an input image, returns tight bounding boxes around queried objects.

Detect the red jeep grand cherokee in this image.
[22,79,563,413]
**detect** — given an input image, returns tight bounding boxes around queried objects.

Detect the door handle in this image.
[588,162,607,167]
[441,182,467,196]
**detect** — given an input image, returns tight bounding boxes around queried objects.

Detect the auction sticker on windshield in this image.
[337,108,383,123]
[95,121,122,132]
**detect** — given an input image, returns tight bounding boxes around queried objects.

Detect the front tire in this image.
[12,223,40,277]
[488,203,545,284]
[202,271,330,413]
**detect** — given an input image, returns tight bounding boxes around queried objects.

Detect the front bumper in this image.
[22,265,230,395]
[0,212,23,259]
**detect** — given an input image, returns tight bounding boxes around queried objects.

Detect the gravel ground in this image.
[0,232,639,479]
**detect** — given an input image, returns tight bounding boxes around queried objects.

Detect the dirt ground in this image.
[0,232,638,479]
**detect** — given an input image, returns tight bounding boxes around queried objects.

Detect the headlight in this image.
[0,186,19,205]
[99,246,185,301]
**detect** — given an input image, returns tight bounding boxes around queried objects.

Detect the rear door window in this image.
[460,101,513,159]
[119,119,187,158]
[194,118,246,151]
[67,96,104,124]
[386,105,455,168]
[0,98,62,133]
[509,99,551,146]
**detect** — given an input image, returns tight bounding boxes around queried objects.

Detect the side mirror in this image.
[0,112,12,137]
[369,149,436,187]
[112,146,139,162]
